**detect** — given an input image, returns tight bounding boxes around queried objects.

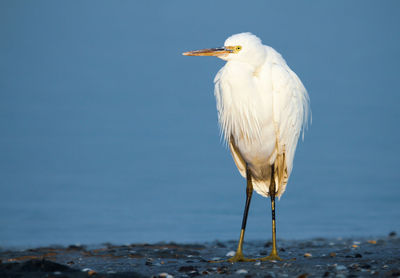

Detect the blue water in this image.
[1,1,399,247]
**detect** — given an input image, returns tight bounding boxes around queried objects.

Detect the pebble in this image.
[217,266,228,274]
[81,268,97,276]
[367,240,377,244]
[329,252,336,257]
[335,265,347,271]
[226,250,236,257]
[236,269,248,274]
[158,272,174,278]
[349,263,359,270]
[297,273,308,278]
[264,272,276,278]
[254,261,261,266]
[304,253,312,258]
[353,241,361,245]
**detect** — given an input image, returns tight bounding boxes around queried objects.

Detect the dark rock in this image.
[264,241,272,247]
[217,266,228,274]
[323,271,330,277]
[297,273,308,278]
[215,241,226,248]
[354,253,362,258]
[0,260,81,278]
[20,259,72,272]
[178,265,198,272]
[388,231,397,237]
[67,244,85,251]
[388,269,400,276]
[360,264,371,269]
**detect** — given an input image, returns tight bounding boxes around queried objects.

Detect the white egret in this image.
[183,32,310,262]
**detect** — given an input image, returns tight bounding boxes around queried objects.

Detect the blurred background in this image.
[1,1,399,247]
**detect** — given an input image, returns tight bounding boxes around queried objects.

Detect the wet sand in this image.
[1,233,399,277]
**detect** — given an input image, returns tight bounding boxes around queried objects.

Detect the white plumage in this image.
[213,33,310,198]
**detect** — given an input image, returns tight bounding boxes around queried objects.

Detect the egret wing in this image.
[271,61,310,194]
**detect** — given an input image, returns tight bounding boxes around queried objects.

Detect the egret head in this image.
[183,32,266,67]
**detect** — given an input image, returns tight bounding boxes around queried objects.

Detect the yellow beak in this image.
[182,47,233,56]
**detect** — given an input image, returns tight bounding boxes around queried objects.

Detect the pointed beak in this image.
[182,47,232,57]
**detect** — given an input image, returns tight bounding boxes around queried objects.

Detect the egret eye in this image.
[236,46,242,51]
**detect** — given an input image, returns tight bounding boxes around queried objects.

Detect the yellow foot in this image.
[209,253,257,263]
[258,253,283,261]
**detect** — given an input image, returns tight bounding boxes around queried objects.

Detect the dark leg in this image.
[260,164,282,261]
[211,165,255,262]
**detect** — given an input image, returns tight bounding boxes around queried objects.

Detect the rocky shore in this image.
[1,233,399,277]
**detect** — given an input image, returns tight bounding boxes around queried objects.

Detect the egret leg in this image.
[210,165,256,263]
[259,164,283,261]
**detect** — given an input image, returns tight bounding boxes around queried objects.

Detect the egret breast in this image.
[222,62,277,179]
[234,119,276,179]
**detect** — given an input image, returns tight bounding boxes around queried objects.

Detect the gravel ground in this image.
[0,233,399,277]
